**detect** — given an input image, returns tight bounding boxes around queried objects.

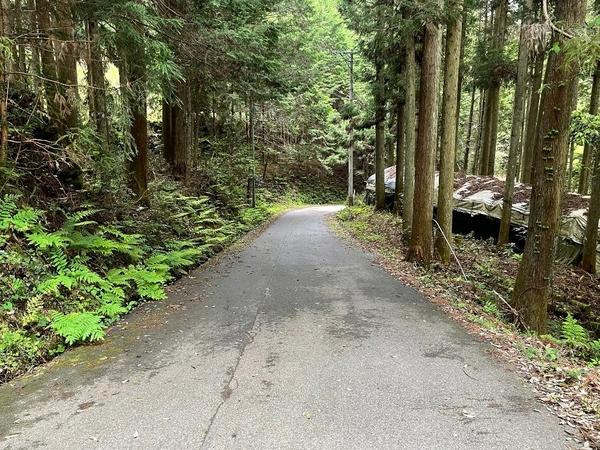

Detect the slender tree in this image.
[35,0,61,128]
[0,0,8,164]
[582,146,600,273]
[511,0,586,332]
[53,0,78,131]
[394,99,405,212]
[436,0,463,263]
[578,62,600,195]
[462,85,477,172]
[374,1,386,211]
[479,0,508,176]
[402,34,417,235]
[86,18,108,142]
[520,55,544,183]
[498,0,533,245]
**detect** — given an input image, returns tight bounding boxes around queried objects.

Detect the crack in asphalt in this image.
[199,221,292,448]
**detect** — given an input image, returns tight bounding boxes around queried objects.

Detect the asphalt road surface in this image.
[0,206,567,449]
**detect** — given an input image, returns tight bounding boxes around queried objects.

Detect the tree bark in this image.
[86,19,108,142]
[402,35,417,235]
[394,99,405,213]
[567,138,575,192]
[436,0,463,264]
[498,0,533,246]
[162,100,175,164]
[407,17,442,265]
[0,0,8,164]
[581,146,600,273]
[472,89,486,173]
[172,81,190,178]
[511,0,585,333]
[578,62,600,194]
[121,58,149,205]
[520,55,544,184]
[463,85,476,173]
[35,0,61,127]
[53,0,78,131]
[454,7,467,172]
[479,0,508,176]
[374,56,386,211]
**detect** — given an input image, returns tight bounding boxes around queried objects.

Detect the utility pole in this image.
[347,50,354,206]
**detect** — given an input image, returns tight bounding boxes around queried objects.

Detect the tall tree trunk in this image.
[53,0,78,131]
[578,62,600,194]
[498,0,533,245]
[463,85,476,172]
[454,7,467,172]
[122,59,149,205]
[27,0,41,91]
[402,35,417,235]
[1,0,15,82]
[520,55,544,183]
[0,0,8,164]
[374,51,386,211]
[472,89,486,173]
[567,138,575,192]
[581,147,600,273]
[394,99,405,213]
[14,0,26,75]
[511,0,585,333]
[479,0,508,176]
[172,82,190,178]
[162,100,175,164]
[407,16,442,265]
[86,19,108,142]
[35,0,61,128]
[436,0,463,264]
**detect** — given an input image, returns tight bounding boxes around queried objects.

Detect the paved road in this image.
[0,206,566,449]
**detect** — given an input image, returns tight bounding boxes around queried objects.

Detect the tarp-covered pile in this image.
[366,168,596,267]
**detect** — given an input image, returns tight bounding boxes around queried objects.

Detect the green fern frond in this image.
[136,282,167,300]
[562,314,589,348]
[27,231,70,249]
[49,249,69,273]
[37,274,75,294]
[96,301,129,319]
[50,312,105,345]
[64,209,103,228]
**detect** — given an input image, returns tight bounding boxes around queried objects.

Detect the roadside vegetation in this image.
[0,0,351,382]
[334,204,600,445]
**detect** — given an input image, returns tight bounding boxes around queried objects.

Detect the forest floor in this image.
[0,207,567,449]
[332,204,600,447]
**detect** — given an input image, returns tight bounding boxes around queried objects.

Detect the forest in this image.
[1,0,600,444]
[1,0,600,429]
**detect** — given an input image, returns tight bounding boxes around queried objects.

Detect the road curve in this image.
[0,206,566,449]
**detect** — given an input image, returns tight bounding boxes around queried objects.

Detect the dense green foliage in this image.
[0,0,361,381]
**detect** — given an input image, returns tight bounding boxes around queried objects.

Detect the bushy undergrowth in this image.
[0,189,279,382]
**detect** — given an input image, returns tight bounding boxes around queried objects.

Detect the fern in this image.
[561,314,589,348]
[0,194,42,233]
[49,249,69,273]
[0,194,19,223]
[96,301,129,320]
[37,274,76,295]
[27,231,70,249]
[63,209,102,229]
[50,312,105,345]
